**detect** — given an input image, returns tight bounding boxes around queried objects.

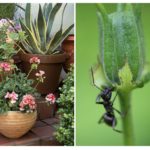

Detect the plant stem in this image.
[27,67,33,78]
[34,80,40,89]
[118,91,134,145]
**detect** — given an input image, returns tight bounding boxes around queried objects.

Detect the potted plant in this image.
[19,3,74,94]
[62,34,74,72]
[0,57,46,138]
[0,19,25,80]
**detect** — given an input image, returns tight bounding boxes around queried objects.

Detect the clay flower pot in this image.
[62,34,74,72]
[0,111,37,138]
[20,52,67,94]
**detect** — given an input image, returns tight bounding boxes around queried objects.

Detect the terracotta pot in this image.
[13,51,23,71]
[20,52,67,94]
[36,98,56,120]
[62,34,74,72]
[0,111,37,138]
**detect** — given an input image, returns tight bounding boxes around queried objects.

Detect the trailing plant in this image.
[0,19,25,62]
[0,57,45,113]
[0,3,16,19]
[91,4,150,145]
[55,65,74,146]
[19,3,74,55]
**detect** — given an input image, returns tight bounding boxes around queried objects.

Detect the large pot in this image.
[0,111,37,138]
[62,34,74,72]
[20,52,67,94]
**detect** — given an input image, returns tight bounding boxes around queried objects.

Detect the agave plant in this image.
[19,3,74,55]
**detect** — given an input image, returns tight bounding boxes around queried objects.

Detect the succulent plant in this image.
[92,4,150,145]
[19,3,74,55]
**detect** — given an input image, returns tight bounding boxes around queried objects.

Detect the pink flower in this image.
[45,93,56,104]
[35,70,45,77]
[5,91,18,104]
[0,62,12,72]
[29,57,40,64]
[6,37,13,43]
[19,94,37,111]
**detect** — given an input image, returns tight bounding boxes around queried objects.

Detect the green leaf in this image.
[97,8,118,83]
[21,41,33,53]
[9,32,19,41]
[25,3,31,30]
[137,62,150,86]
[44,3,52,23]
[91,62,112,89]
[117,62,134,92]
[111,6,143,82]
[47,24,74,54]
[117,3,126,12]
[38,4,46,51]
[20,20,43,54]
[46,3,62,42]
[32,20,40,44]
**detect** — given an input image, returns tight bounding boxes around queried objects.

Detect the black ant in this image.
[91,67,123,133]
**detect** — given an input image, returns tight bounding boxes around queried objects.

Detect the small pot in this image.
[0,111,37,138]
[36,98,56,120]
[62,34,74,72]
[20,52,67,94]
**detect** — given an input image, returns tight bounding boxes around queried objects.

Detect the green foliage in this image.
[0,3,16,19]
[0,72,37,113]
[20,3,74,55]
[55,65,74,146]
[93,4,150,92]
[0,20,26,61]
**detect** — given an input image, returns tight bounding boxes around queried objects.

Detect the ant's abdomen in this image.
[104,113,117,127]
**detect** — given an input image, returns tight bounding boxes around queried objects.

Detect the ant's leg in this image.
[98,114,105,124]
[112,119,122,133]
[91,67,102,90]
[111,92,118,105]
[96,93,103,104]
[113,107,125,117]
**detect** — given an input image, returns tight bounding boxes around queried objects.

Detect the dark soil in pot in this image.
[20,52,67,94]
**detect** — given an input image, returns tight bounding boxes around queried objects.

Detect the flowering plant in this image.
[0,57,45,113]
[0,19,26,62]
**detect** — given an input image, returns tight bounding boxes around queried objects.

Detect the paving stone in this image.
[40,136,62,146]
[14,132,40,146]
[42,118,59,126]
[33,121,47,128]
[31,126,55,138]
[0,134,15,146]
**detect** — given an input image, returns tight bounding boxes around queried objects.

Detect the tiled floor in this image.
[0,117,62,146]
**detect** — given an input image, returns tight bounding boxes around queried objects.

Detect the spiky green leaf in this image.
[25,3,31,30]
[47,24,74,54]
[20,20,44,54]
[44,3,52,23]
[38,4,46,51]
[46,3,62,42]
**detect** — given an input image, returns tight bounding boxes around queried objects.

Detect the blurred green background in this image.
[76,3,150,146]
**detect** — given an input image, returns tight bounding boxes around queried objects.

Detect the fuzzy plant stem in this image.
[118,91,134,145]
